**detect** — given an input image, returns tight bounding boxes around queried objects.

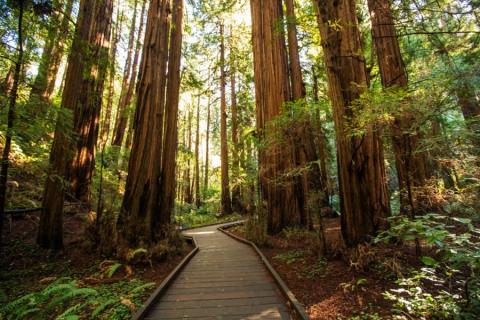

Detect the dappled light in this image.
[0,0,479,319]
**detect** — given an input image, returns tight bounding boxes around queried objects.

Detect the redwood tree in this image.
[367,0,429,213]
[69,0,114,202]
[39,0,114,249]
[313,0,391,246]
[250,0,304,233]
[219,22,232,215]
[117,0,183,246]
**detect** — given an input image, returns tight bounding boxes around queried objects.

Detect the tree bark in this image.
[69,0,114,202]
[230,33,242,213]
[100,8,123,149]
[117,0,179,246]
[0,0,24,245]
[367,0,429,213]
[313,0,390,246]
[38,0,101,249]
[204,94,211,191]
[194,95,201,207]
[250,0,304,233]
[219,22,232,215]
[112,0,140,147]
[29,0,74,115]
[158,0,184,221]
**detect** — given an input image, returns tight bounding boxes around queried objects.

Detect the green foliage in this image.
[0,278,156,320]
[301,257,327,279]
[273,250,305,265]
[376,213,480,318]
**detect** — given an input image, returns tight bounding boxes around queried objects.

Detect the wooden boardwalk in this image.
[142,224,293,319]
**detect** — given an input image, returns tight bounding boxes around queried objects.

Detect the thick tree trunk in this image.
[69,0,114,202]
[285,0,326,229]
[219,22,232,215]
[117,0,179,246]
[367,0,429,213]
[313,0,390,246]
[38,0,99,249]
[194,95,201,207]
[0,1,24,245]
[112,0,140,147]
[29,0,74,115]
[158,0,183,222]
[250,0,304,233]
[100,9,123,149]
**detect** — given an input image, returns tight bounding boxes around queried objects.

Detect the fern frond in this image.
[129,282,156,295]
[91,298,117,318]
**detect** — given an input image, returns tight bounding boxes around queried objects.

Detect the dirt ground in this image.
[229,218,424,319]
[0,210,192,305]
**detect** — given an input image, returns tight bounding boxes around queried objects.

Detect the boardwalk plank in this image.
[141,224,293,319]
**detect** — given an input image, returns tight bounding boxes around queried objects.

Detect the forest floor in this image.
[228,219,425,320]
[0,209,193,319]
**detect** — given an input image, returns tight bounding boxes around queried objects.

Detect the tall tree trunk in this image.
[158,0,184,221]
[285,0,305,100]
[184,108,193,204]
[29,0,74,115]
[285,0,326,229]
[117,0,179,246]
[313,0,390,246]
[229,33,242,213]
[38,0,108,249]
[0,0,24,245]
[100,8,123,149]
[69,0,114,202]
[250,0,304,233]
[311,66,331,204]
[119,0,147,164]
[112,0,140,147]
[194,95,201,207]
[367,0,429,214]
[219,22,232,215]
[204,94,211,191]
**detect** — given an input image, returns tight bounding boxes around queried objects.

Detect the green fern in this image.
[91,298,118,318]
[129,282,156,294]
[106,263,122,279]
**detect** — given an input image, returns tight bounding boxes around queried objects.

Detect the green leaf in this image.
[420,256,439,267]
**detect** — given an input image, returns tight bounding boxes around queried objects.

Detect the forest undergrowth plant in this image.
[375,213,480,318]
[0,277,155,320]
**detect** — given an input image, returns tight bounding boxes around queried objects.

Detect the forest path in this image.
[142,223,293,319]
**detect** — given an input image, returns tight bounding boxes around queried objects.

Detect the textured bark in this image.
[0,1,24,245]
[219,23,232,215]
[250,0,303,233]
[194,96,201,207]
[159,0,184,222]
[285,0,305,100]
[285,0,326,228]
[119,0,147,153]
[38,0,97,249]
[69,0,114,202]
[100,9,123,149]
[313,0,390,246]
[367,0,428,213]
[117,0,182,246]
[230,36,242,213]
[311,66,331,204]
[184,109,193,204]
[112,0,139,147]
[204,95,211,191]
[29,0,74,114]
